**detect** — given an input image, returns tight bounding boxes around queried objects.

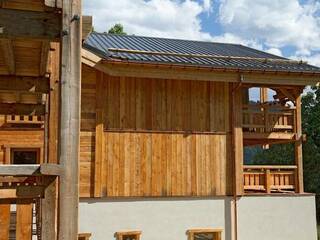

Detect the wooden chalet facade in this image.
[0,3,320,240]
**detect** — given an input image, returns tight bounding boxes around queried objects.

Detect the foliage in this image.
[107,23,127,35]
[247,86,320,221]
[301,86,320,222]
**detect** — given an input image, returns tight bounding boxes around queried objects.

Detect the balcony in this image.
[2,115,44,128]
[243,104,297,145]
[243,165,297,194]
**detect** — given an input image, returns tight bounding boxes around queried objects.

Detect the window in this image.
[187,229,222,240]
[11,148,40,164]
[116,231,141,240]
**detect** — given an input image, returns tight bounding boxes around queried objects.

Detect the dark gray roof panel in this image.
[83,32,320,73]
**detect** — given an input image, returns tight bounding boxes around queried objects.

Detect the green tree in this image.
[107,23,127,35]
[301,87,320,222]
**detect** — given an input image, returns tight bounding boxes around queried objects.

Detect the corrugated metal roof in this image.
[83,32,320,73]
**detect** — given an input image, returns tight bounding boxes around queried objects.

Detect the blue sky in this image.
[83,0,320,67]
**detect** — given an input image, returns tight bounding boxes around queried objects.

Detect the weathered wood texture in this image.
[0,8,61,40]
[48,43,60,164]
[80,65,233,197]
[58,0,81,239]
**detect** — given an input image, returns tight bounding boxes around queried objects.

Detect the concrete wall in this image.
[237,195,318,240]
[79,195,317,240]
[79,197,232,240]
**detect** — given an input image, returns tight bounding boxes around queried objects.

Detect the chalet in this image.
[0,1,319,240]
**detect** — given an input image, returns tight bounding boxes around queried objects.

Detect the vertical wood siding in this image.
[80,66,232,197]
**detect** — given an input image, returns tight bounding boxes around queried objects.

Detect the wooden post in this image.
[232,83,244,196]
[41,179,57,240]
[260,87,268,103]
[58,0,82,239]
[265,169,271,194]
[294,95,304,193]
[94,71,105,197]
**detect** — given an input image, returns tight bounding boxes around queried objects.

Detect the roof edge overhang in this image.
[81,48,320,86]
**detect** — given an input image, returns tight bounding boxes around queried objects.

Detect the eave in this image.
[81,48,320,86]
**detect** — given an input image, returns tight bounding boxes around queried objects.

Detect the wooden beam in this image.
[40,41,51,76]
[0,75,49,93]
[48,43,60,164]
[243,132,296,140]
[41,179,57,240]
[0,39,15,74]
[232,84,244,196]
[59,0,81,239]
[94,71,104,197]
[0,164,62,176]
[0,103,45,115]
[0,8,61,40]
[82,16,93,40]
[44,0,62,9]
[0,186,45,199]
[278,88,296,102]
[295,96,304,193]
[260,88,268,103]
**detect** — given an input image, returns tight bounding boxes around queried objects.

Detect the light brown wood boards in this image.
[80,68,233,197]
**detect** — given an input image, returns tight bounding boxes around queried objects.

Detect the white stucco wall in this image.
[79,197,231,240]
[79,195,317,240]
[237,195,318,240]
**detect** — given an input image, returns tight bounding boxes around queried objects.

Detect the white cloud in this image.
[291,53,320,67]
[202,0,213,12]
[83,0,213,41]
[265,48,282,57]
[217,0,320,53]
[211,32,262,49]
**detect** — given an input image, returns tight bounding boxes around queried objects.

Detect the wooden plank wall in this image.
[0,203,33,240]
[80,64,233,197]
[0,130,44,164]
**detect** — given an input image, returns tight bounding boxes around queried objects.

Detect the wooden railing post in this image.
[264,105,269,132]
[265,169,271,194]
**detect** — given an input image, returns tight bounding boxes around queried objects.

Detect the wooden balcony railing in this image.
[243,165,297,193]
[243,104,295,133]
[5,115,44,126]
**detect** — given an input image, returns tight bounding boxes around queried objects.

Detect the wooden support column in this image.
[41,179,57,240]
[260,87,268,103]
[58,0,82,239]
[94,71,105,197]
[295,95,304,193]
[232,83,244,196]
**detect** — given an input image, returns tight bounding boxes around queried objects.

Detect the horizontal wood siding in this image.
[80,67,232,197]
[0,130,43,164]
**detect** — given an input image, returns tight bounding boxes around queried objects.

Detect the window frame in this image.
[115,231,142,240]
[187,228,223,240]
[2,144,43,164]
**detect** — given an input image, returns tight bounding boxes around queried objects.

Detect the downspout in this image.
[231,74,244,240]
